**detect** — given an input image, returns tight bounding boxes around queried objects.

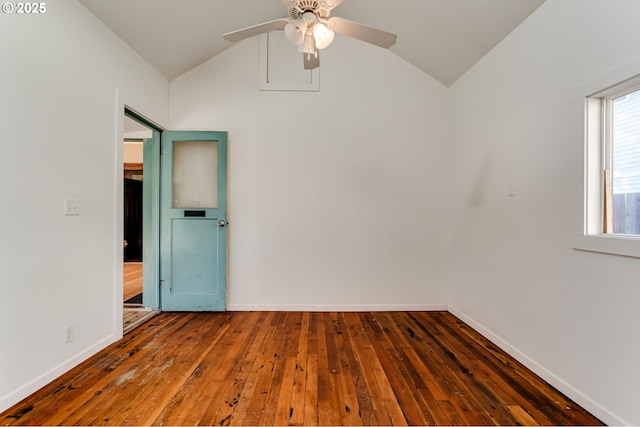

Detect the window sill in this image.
[571,234,640,258]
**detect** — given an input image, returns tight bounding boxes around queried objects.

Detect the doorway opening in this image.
[123,109,161,333]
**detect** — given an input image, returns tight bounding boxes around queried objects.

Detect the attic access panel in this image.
[260,31,320,92]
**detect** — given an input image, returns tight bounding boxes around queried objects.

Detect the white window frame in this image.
[572,59,640,258]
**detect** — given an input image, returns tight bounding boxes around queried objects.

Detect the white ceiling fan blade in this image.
[326,17,397,49]
[283,0,344,7]
[303,52,319,70]
[324,0,345,9]
[223,19,289,42]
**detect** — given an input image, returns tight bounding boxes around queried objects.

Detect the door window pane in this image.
[173,140,218,208]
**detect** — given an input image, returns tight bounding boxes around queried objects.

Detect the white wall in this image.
[0,0,169,411]
[448,1,640,425]
[171,35,450,311]
[124,142,144,164]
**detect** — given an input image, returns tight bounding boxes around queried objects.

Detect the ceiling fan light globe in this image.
[284,20,306,46]
[312,22,334,49]
[297,32,317,55]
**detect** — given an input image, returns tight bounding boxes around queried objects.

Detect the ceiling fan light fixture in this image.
[297,31,317,56]
[223,0,398,71]
[284,20,307,45]
[312,22,334,49]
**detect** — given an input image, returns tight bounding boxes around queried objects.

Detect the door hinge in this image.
[160,143,163,155]
[160,279,164,286]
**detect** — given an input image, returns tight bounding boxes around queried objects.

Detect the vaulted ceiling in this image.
[78,0,544,87]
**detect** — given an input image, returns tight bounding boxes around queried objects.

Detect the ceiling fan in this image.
[223,0,397,70]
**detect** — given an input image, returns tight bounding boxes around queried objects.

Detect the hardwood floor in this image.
[123,305,159,335]
[123,263,143,302]
[1,311,603,426]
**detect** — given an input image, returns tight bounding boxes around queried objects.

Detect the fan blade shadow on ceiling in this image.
[223,18,289,43]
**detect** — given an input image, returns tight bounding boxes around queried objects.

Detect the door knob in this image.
[218,220,226,227]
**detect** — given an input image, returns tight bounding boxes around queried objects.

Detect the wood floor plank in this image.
[196,312,268,426]
[345,313,403,426]
[405,312,518,425]
[74,313,218,426]
[331,313,363,426]
[10,313,194,426]
[450,319,561,425]
[427,312,566,425]
[387,312,489,426]
[227,311,276,426]
[360,312,434,426]
[123,263,143,301]
[340,313,377,426]
[288,312,309,426]
[209,315,266,426]
[302,313,319,426]
[277,313,305,426]
[257,312,300,426]
[508,404,539,425]
[138,322,230,425]
[151,314,246,426]
[236,313,283,426]
[1,311,604,426]
[315,313,337,426]
[322,312,351,426]
[387,312,478,426]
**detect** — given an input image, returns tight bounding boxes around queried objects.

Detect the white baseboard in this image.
[227,303,448,312]
[0,334,119,414]
[447,305,628,426]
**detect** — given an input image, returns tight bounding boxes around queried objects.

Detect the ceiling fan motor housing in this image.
[285,0,332,19]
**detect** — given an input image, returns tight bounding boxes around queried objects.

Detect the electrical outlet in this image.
[65,325,74,343]
[64,198,80,216]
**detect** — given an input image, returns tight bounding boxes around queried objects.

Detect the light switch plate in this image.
[65,198,79,216]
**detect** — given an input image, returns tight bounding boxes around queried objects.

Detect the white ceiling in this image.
[124,115,149,134]
[124,115,153,141]
[78,0,544,87]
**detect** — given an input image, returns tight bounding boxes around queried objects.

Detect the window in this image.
[573,69,640,258]
[605,88,640,235]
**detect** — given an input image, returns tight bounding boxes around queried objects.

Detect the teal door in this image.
[160,131,227,311]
